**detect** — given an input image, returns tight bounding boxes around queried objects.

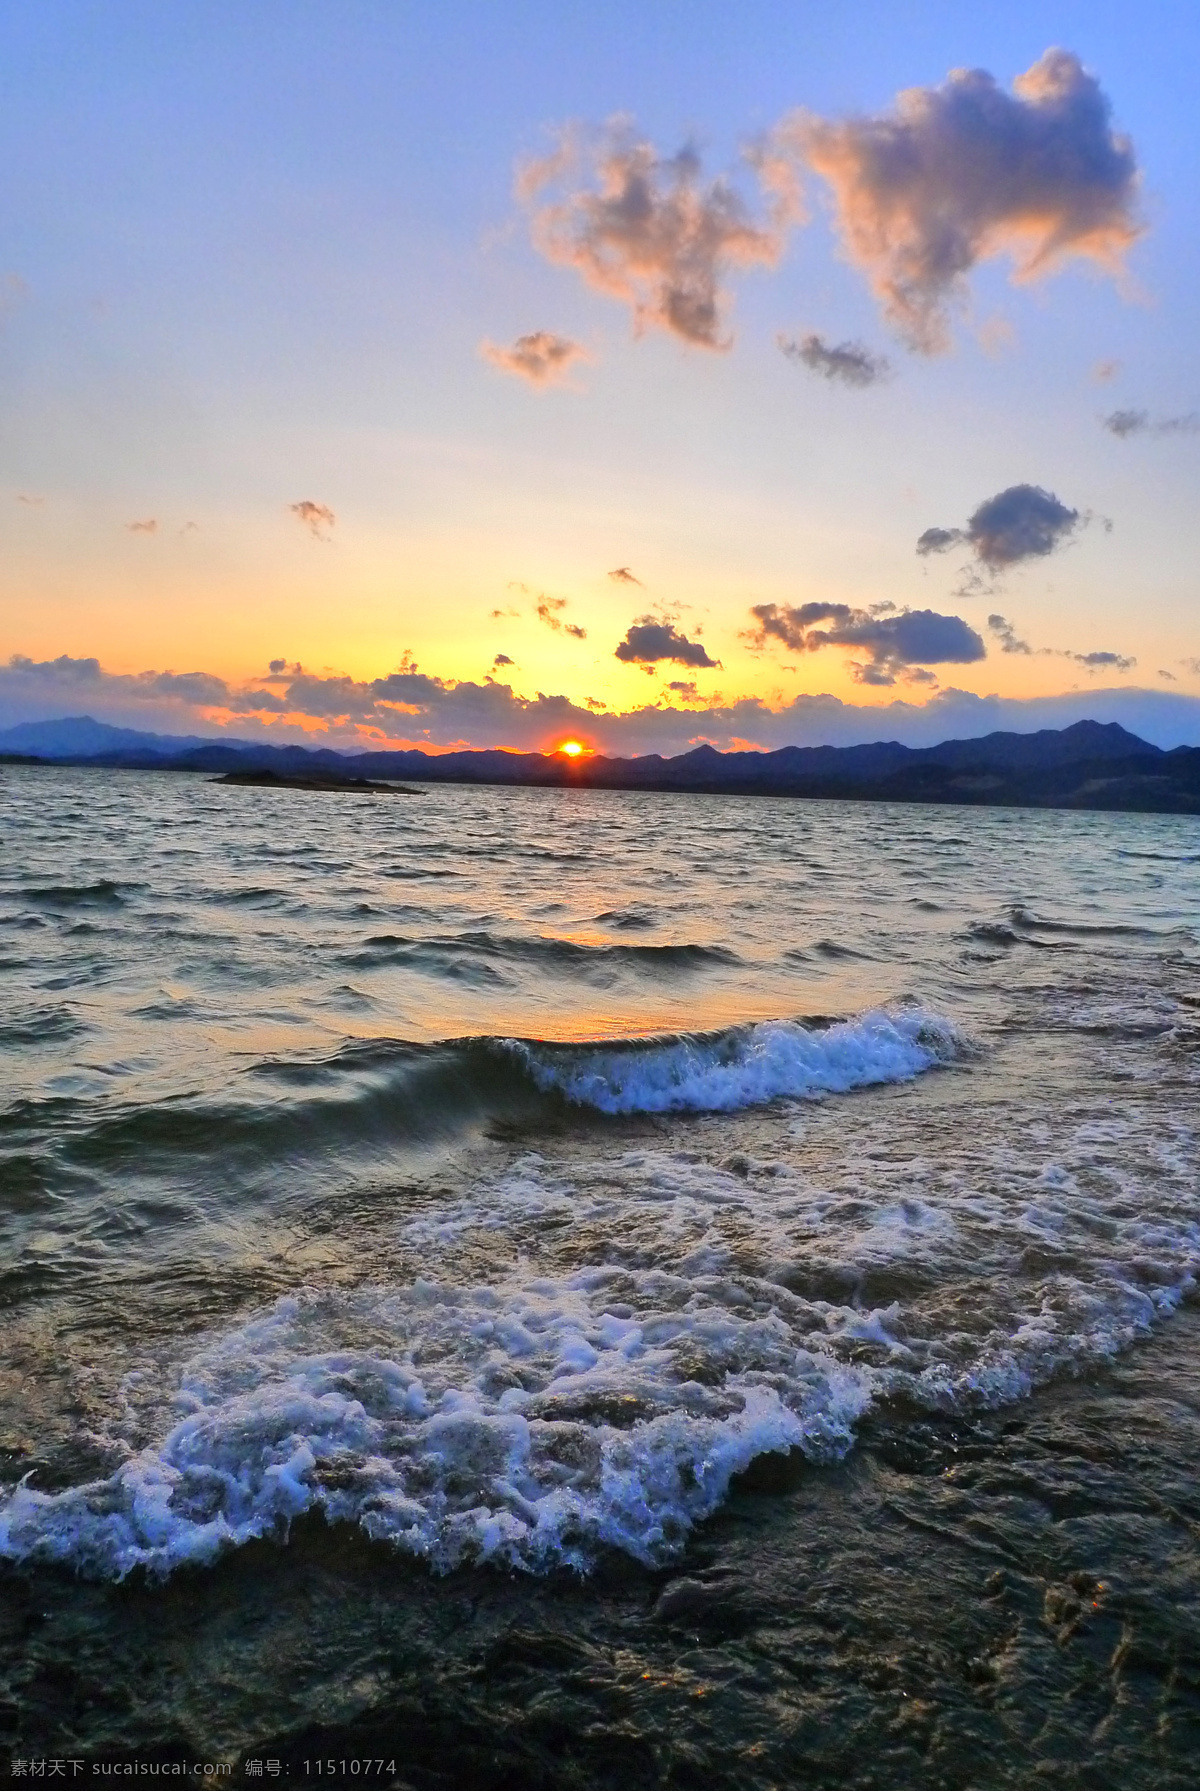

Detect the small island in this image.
[212,769,419,794]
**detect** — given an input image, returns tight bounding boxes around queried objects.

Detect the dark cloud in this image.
[615,619,720,669]
[667,680,700,698]
[987,613,1033,654]
[609,566,643,585]
[492,653,515,668]
[518,122,798,349]
[918,484,1082,573]
[1072,649,1136,672]
[773,49,1142,352]
[290,500,336,540]
[126,519,157,535]
[1103,408,1200,439]
[535,594,587,639]
[778,332,891,387]
[748,601,985,685]
[1159,669,1177,682]
[4,652,1197,755]
[480,331,589,386]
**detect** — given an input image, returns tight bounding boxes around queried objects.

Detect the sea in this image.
[2,762,1199,1785]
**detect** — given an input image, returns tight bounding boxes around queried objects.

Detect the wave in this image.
[17,880,128,907]
[342,931,739,980]
[512,1008,964,1115]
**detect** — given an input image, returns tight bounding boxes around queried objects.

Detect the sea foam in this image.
[512,1007,964,1114]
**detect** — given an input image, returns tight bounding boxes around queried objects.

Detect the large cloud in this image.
[748,602,985,685]
[918,484,1082,575]
[614,619,719,669]
[3,652,1199,752]
[518,122,798,349]
[774,49,1141,352]
[480,331,589,386]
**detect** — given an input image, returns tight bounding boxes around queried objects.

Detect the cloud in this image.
[534,594,587,640]
[1103,408,1200,438]
[6,651,1200,754]
[609,566,643,585]
[988,613,1135,672]
[615,619,720,669]
[126,519,157,535]
[290,500,336,540]
[748,601,985,684]
[1093,358,1120,382]
[1072,649,1136,672]
[918,484,1082,575]
[480,331,589,386]
[988,613,1033,654]
[773,49,1141,352]
[1159,669,1177,682]
[778,332,891,386]
[16,493,43,507]
[519,121,798,349]
[492,653,515,668]
[667,680,699,698]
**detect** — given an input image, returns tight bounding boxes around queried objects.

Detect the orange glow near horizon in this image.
[558,740,588,757]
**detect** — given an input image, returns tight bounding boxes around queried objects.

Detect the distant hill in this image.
[2,714,1199,816]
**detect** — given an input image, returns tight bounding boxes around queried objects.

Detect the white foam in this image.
[0,1275,871,1581]
[511,1007,965,1114]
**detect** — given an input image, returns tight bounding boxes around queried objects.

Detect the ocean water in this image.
[2,763,1200,1779]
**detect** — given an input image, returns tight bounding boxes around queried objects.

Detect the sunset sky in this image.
[2,0,1199,753]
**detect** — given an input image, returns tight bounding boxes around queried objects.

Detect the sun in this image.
[558,740,585,757]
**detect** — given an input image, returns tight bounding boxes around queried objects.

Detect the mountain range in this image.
[2,714,1200,815]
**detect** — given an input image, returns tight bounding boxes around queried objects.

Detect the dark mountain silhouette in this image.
[2,715,1198,815]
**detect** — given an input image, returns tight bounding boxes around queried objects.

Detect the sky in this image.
[2,0,1199,755]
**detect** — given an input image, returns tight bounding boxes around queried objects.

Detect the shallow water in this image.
[1,764,1199,1777]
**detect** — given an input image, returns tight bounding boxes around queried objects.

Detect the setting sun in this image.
[558,740,585,756]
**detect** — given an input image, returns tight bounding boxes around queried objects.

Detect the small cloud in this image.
[126,519,157,535]
[491,605,521,620]
[15,493,43,506]
[1183,658,1200,676]
[609,566,643,585]
[266,659,303,678]
[1158,669,1176,681]
[1103,408,1200,438]
[492,653,515,668]
[1093,358,1120,382]
[988,613,1033,654]
[615,617,721,669]
[535,594,587,639]
[518,121,799,349]
[667,680,699,698]
[180,521,199,535]
[918,484,1083,579]
[480,330,590,387]
[770,49,1143,352]
[779,332,891,387]
[290,500,336,540]
[1071,649,1135,672]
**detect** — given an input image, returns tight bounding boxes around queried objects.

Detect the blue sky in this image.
[1,1,1198,751]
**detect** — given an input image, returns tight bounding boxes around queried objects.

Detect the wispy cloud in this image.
[1103,408,1200,438]
[988,613,1135,672]
[518,120,799,349]
[290,500,336,541]
[480,330,590,386]
[535,594,587,639]
[778,332,891,387]
[608,566,643,586]
[771,49,1142,352]
[987,613,1033,654]
[126,519,157,535]
[748,601,985,686]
